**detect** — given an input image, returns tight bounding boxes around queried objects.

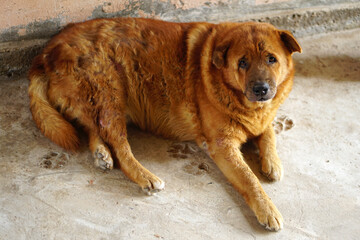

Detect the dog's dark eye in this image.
[239,59,248,69]
[268,56,277,64]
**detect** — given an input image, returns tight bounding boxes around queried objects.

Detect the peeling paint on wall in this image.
[255,0,289,5]
[17,29,26,37]
[167,0,226,10]
[101,1,139,13]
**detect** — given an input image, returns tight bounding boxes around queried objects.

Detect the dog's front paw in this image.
[256,200,284,231]
[261,155,283,181]
[141,175,165,195]
[94,145,114,170]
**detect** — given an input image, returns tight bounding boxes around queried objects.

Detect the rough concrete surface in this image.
[0,28,359,239]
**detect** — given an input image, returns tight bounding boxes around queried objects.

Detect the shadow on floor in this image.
[294,54,360,82]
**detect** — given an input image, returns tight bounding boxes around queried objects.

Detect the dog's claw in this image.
[263,164,283,182]
[261,155,283,181]
[256,200,284,231]
[142,178,165,195]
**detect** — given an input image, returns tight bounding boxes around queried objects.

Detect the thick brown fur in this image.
[28,18,301,231]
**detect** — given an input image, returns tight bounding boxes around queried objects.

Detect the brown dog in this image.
[28,18,301,231]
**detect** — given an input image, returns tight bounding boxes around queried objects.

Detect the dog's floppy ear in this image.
[212,41,231,69]
[280,30,302,54]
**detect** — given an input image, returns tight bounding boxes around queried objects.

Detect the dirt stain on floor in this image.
[40,152,69,169]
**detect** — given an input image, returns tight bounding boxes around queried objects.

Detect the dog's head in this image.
[211,22,301,102]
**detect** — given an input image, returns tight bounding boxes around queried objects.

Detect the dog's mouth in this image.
[258,97,270,102]
[246,95,274,103]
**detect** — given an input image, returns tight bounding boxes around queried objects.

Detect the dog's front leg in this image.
[256,124,283,181]
[207,138,283,231]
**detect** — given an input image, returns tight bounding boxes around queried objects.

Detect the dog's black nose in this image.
[253,82,269,97]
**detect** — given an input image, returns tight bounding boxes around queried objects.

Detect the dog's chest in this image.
[235,107,276,138]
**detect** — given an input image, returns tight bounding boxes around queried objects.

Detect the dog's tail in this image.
[28,55,79,151]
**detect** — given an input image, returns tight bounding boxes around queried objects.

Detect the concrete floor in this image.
[0,28,359,240]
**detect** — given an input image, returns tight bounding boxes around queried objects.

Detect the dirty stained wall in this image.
[1,0,359,43]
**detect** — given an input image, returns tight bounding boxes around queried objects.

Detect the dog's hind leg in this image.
[97,108,165,195]
[88,131,114,170]
[61,108,114,171]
